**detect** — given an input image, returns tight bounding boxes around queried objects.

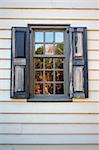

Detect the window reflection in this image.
[45,83,53,95]
[55,58,64,69]
[45,44,55,55]
[35,44,44,54]
[45,32,53,42]
[55,83,64,94]
[35,58,43,69]
[55,43,64,55]
[55,32,63,43]
[35,84,43,94]
[55,71,64,81]
[45,58,53,69]
[45,71,53,81]
[35,71,43,81]
[35,32,43,42]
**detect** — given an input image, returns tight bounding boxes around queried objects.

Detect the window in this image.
[10,25,88,101]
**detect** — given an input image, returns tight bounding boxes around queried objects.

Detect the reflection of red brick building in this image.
[45,44,55,54]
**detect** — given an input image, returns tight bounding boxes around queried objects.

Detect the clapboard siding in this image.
[0,9,98,19]
[0,114,98,123]
[0,134,98,144]
[0,0,98,9]
[0,145,99,150]
[0,0,99,149]
[0,102,98,113]
[0,124,98,134]
[0,20,99,30]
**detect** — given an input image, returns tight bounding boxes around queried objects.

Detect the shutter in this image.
[69,27,88,98]
[10,27,30,98]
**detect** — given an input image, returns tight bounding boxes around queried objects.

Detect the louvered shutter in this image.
[69,27,88,98]
[10,27,30,98]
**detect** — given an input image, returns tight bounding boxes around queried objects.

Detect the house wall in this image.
[0,0,99,149]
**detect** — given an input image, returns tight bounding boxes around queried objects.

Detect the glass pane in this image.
[35,44,44,54]
[55,83,64,94]
[55,58,64,69]
[55,43,64,55]
[35,71,43,81]
[45,71,53,81]
[45,32,53,43]
[34,58,43,69]
[35,32,43,42]
[45,44,55,55]
[45,83,53,95]
[55,71,64,81]
[35,83,43,94]
[45,58,53,69]
[55,32,63,43]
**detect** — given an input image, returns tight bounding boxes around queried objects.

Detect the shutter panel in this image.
[10,27,30,98]
[69,27,88,98]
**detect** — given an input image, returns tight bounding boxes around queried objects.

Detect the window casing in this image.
[29,27,70,100]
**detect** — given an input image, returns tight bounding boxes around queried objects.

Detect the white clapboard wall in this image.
[0,0,99,150]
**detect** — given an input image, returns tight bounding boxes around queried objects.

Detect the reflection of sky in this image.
[35,32,43,42]
[45,32,53,42]
[55,32,63,42]
[35,31,63,43]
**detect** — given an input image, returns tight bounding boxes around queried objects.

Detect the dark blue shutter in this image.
[10,27,30,98]
[69,27,88,98]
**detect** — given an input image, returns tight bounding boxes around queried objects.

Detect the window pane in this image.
[45,83,53,95]
[55,32,63,43]
[55,71,64,81]
[45,71,53,81]
[35,71,43,81]
[55,43,64,55]
[55,83,64,94]
[55,58,64,69]
[45,32,53,43]
[35,83,43,94]
[35,32,43,42]
[34,58,43,69]
[45,44,55,55]
[45,58,53,69]
[35,44,44,54]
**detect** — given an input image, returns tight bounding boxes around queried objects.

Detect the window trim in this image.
[28,24,72,102]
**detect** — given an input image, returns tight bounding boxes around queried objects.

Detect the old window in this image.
[10,25,88,101]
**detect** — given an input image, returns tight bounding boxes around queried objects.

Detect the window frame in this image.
[28,24,72,102]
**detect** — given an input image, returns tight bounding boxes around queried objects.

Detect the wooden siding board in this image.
[0,9,98,19]
[0,0,98,9]
[0,145,99,150]
[0,134,98,144]
[0,20,98,30]
[0,102,98,113]
[0,124,98,134]
[0,114,98,123]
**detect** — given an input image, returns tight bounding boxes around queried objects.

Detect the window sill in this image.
[27,97,72,102]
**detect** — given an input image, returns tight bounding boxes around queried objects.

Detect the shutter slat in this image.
[10,27,29,99]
